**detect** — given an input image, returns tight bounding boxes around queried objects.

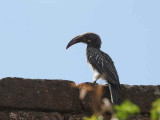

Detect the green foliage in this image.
[114,100,140,120]
[84,99,160,120]
[83,115,100,120]
[150,98,160,120]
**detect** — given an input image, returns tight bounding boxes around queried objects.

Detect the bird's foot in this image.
[93,80,97,84]
[105,84,109,87]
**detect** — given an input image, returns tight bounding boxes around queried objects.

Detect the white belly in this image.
[87,61,101,81]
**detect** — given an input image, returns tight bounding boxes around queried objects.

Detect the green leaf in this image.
[150,99,160,120]
[114,100,140,120]
[84,115,100,120]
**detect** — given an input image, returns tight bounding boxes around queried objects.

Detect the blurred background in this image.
[0,0,159,85]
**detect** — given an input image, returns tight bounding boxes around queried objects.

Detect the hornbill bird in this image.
[66,33,120,105]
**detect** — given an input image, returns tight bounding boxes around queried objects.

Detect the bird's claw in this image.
[93,80,97,84]
[105,84,109,86]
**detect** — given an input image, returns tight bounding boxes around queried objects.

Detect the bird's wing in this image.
[87,47,120,87]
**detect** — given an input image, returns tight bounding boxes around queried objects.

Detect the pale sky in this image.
[0,0,160,85]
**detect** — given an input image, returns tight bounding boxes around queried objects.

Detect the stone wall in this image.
[0,77,159,120]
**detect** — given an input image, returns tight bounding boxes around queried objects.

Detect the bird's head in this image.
[66,33,102,49]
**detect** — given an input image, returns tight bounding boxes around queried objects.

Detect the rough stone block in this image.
[119,84,160,113]
[64,114,89,120]
[0,77,81,112]
[77,83,160,113]
[9,111,64,120]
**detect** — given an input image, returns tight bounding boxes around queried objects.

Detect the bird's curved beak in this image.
[66,35,85,49]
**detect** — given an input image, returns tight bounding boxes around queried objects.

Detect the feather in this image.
[87,47,120,87]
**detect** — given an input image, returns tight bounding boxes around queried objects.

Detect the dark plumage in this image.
[66,33,120,105]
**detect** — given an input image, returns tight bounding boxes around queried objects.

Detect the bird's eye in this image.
[87,40,91,42]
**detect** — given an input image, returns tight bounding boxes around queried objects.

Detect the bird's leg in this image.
[93,80,97,84]
[104,81,109,86]
[105,83,109,87]
[93,74,101,84]
[88,62,101,84]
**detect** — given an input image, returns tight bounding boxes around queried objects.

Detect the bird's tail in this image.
[109,84,120,105]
